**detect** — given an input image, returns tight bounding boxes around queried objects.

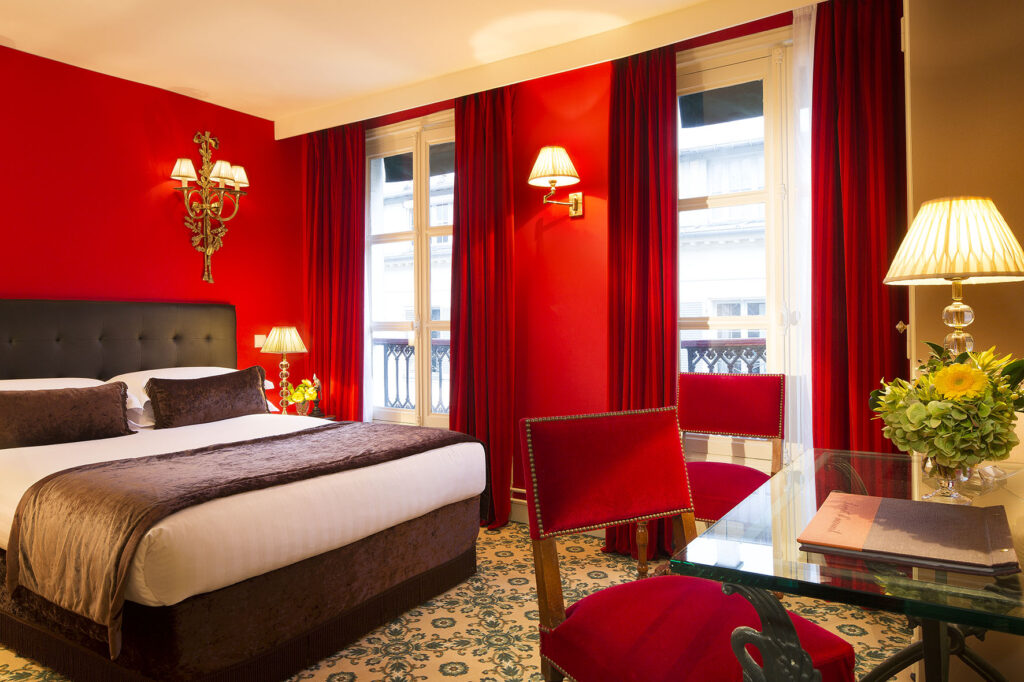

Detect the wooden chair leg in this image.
[636,520,649,578]
[542,658,565,681]
[675,511,698,547]
[771,437,783,475]
[532,538,566,630]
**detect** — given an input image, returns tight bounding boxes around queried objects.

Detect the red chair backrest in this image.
[519,407,692,541]
[676,372,785,439]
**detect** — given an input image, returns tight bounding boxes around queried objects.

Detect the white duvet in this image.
[0,415,486,607]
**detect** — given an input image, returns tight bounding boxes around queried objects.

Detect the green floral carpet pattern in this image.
[1,522,913,681]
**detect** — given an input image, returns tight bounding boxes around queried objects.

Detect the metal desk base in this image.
[860,618,1008,682]
[727,584,1010,682]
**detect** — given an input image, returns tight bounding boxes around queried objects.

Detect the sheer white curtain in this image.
[782,5,816,462]
[362,220,374,423]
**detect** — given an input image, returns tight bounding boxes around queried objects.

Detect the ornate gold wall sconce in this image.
[170,131,250,283]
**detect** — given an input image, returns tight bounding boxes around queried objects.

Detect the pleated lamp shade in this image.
[261,326,307,354]
[231,165,250,189]
[528,146,580,187]
[211,160,235,185]
[884,197,1024,285]
[170,158,198,183]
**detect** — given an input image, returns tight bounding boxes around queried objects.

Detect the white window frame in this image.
[365,110,454,428]
[676,27,791,374]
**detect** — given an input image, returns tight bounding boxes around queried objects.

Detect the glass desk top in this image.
[670,449,1024,635]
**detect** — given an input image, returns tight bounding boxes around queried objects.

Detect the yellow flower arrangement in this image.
[286,379,318,404]
[870,344,1024,472]
[932,364,988,400]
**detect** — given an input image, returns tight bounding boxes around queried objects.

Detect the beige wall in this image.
[906,1,1024,674]
[907,0,1024,367]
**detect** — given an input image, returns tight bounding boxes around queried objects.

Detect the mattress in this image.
[0,414,486,607]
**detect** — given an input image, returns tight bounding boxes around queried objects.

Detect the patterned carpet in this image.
[1,522,913,681]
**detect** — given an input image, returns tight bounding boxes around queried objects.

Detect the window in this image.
[676,30,789,376]
[366,111,454,426]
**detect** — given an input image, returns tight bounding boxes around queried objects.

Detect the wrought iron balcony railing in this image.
[373,338,451,414]
[680,338,767,374]
[373,337,759,414]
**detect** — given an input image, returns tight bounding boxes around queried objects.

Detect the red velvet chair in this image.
[519,407,855,682]
[677,372,785,524]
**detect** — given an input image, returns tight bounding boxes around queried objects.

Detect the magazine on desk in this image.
[798,491,1021,576]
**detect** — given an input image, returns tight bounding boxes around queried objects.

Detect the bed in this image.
[0,299,486,681]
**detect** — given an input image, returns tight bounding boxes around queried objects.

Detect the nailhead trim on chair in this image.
[523,406,695,539]
[543,653,578,681]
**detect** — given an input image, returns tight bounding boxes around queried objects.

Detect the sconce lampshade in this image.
[231,165,250,189]
[211,159,235,185]
[260,326,307,354]
[170,158,198,184]
[528,146,580,187]
[884,197,1024,286]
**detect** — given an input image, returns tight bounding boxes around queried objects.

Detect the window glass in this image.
[678,204,766,318]
[369,153,414,235]
[430,331,451,415]
[429,142,455,227]
[371,330,416,410]
[678,81,765,200]
[370,240,415,323]
[716,302,742,317]
[430,236,452,321]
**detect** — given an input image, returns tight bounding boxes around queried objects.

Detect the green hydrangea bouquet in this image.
[870,343,1024,475]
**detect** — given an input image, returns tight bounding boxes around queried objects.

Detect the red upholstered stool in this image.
[520,408,855,682]
[677,372,785,523]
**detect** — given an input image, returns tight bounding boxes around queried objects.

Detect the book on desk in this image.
[798,491,1021,576]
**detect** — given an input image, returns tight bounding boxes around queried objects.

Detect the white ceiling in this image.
[1,0,800,137]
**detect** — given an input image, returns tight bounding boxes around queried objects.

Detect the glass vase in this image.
[295,401,311,416]
[921,458,975,505]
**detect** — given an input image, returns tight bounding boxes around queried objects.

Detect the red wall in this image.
[0,46,305,379]
[511,62,613,491]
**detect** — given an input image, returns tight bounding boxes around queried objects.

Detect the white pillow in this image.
[0,377,106,391]
[106,367,278,427]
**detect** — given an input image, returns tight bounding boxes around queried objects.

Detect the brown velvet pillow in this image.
[0,383,133,449]
[146,365,270,429]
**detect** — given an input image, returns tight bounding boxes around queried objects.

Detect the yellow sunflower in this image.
[933,364,988,399]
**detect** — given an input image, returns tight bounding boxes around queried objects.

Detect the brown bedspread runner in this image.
[5,421,480,659]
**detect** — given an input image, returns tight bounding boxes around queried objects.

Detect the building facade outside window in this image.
[365,111,454,427]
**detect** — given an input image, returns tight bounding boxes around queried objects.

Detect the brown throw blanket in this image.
[5,421,480,658]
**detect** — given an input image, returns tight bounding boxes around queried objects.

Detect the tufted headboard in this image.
[0,300,236,380]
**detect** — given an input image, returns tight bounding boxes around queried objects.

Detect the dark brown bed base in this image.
[1,497,479,681]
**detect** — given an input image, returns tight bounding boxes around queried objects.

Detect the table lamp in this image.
[260,326,307,412]
[884,197,1024,353]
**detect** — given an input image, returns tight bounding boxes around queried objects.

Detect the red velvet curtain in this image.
[451,87,516,528]
[811,0,910,495]
[304,124,365,421]
[605,46,679,558]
